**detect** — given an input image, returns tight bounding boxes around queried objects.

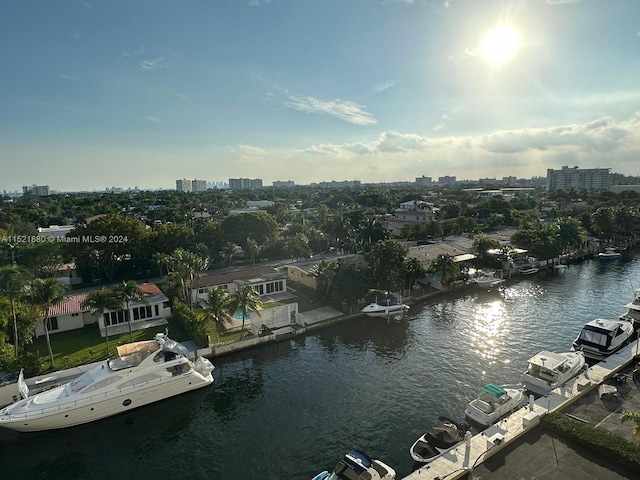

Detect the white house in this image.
[193,266,288,305]
[35,283,171,338]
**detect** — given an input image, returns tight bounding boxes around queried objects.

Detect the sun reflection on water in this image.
[468,300,509,363]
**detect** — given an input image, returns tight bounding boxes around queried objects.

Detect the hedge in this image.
[542,412,640,473]
[171,301,209,347]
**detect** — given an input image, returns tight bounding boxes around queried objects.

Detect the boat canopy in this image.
[18,369,29,400]
[482,384,507,398]
[161,338,189,356]
[342,450,372,475]
[425,424,465,448]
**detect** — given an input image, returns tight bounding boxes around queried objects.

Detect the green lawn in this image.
[25,318,189,374]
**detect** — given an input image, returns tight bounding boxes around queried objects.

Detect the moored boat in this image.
[619,287,640,328]
[410,416,471,463]
[521,350,586,395]
[464,384,526,427]
[472,271,504,288]
[361,294,409,317]
[312,450,396,480]
[0,333,214,432]
[571,318,635,360]
[598,247,622,261]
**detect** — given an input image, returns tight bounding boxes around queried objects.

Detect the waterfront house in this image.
[34,283,170,338]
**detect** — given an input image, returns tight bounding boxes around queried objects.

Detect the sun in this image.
[480,26,519,63]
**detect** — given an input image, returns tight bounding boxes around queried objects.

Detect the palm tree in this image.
[27,278,68,368]
[230,285,263,339]
[556,217,587,254]
[198,287,235,337]
[426,253,460,287]
[82,288,121,355]
[115,280,145,342]
[221,242,241,272]
[309,260,337,298]
[0,266,27,356]
[166,248,210,309]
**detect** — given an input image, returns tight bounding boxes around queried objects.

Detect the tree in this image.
[82,288,121,354]
[473,236,501,262]
[221,243,241,271]
[426,253,460,287]
[221,212,279,250]
[230,285,263,339]
[27,278,68,368]
[0,266,27,356]
[309,260,337,299]
[115,280,145,342]
[64,214,151,282]
[621,410,640,444]
[403,257,426,292]
[198,287,236,336]
[590,207,615,243]
[166,249,210,309]
[556,217,587,253]
[364,239,408,292]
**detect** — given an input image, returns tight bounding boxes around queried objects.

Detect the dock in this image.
[403,338,640,480]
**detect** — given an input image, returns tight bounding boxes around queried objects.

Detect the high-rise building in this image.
[438,176,456,185]
[273,180,295,188]
[545,166,610,191]
[415,175,432,186]
[192,179,207,192]
[176,179,192,192]
[22,184,50,196]
[228,178,263,190]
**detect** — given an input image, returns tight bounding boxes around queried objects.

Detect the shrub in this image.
[171,301,209,347]
[542,412,640,473]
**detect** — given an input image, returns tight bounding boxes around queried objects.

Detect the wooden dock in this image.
[402,337,640,480]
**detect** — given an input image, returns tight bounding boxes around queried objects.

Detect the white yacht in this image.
[571,318,635,360]
[0,333,214,432]
[619,288,640,328]
[464,384,526,427]
[521,350,586,395]
[311,450,396,480]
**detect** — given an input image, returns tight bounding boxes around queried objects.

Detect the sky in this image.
[2,0,640,192]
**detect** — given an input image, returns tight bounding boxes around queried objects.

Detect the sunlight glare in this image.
[480,26,519,63]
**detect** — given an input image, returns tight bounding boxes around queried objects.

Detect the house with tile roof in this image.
[34,283,170,338]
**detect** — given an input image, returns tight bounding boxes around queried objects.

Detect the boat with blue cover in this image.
[311,450,396,480]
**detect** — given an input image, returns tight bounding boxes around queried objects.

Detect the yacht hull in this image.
[0,371,212,432]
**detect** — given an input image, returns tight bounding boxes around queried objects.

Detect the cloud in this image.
[284,94,377,126]
[546,0,582,4]
[479,117,629,153]
[292,113,640,182]
[372,80,397,93]
[232,144,268,157]
[140,57,167,71]
[249,0,272,6]
[58,74,79,82]
[145,116,161,123]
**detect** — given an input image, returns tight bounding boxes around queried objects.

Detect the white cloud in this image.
[249,0,272,6]
[372,80,397,93]
[284,94,376,126]
[140,57,167,71]
[232,144,268,157]
[145,116,161,123]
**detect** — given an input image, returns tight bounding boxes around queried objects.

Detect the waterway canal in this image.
[1,253,640,479]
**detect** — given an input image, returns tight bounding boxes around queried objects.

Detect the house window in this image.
[46,317,58,331]
[71,313,79,317]
[155,305,159,316]
[257,284,264,295]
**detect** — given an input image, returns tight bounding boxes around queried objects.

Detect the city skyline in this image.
[2,0,639,192]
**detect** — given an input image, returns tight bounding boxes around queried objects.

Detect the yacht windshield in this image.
[67,372,94,393]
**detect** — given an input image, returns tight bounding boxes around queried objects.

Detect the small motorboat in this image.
[518,266,539,275]
[464,384,526,427]
[598,247,622,261]
[312,450,396,480]
[472,271,504,288]
[619,287,640,328]
[571,318,635,360]
[410,416,471,463]
[361,294,409,318]
[521,350,586,395]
